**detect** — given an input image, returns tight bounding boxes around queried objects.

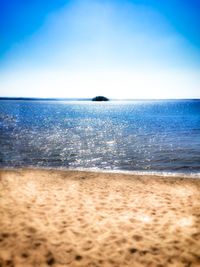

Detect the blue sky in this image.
[0,0,200,98]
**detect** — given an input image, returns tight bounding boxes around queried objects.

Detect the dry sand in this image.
[0,169,200,267]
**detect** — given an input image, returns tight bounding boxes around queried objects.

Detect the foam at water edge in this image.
[1,166,200,178]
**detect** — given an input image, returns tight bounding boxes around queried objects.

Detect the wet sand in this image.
[0,169,200,267]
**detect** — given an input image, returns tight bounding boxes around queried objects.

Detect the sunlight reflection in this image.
[171,186,193,197]
[137,214,152,223]
[106,141,115,145]
[178,217,193,227]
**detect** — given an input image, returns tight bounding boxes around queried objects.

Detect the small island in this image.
[92,96,109,101]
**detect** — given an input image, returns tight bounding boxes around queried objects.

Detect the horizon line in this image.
[0,97,200,101]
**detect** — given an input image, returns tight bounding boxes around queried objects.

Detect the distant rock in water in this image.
[92,96,109,101]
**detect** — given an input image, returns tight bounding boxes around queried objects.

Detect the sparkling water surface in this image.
[0,100,200,174]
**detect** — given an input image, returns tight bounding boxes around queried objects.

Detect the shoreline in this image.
[1,167,200,179]
[0,169,200,266]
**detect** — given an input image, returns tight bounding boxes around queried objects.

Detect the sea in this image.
[0,99,200,176]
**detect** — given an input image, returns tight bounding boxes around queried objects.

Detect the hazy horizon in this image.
[0,0,200,99]
[1,97,200,101]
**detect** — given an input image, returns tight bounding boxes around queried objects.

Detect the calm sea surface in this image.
[0,100,200,174]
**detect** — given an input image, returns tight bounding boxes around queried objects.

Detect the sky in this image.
[0,0,200,99]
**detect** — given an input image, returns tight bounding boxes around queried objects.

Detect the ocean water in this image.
[0,100,200,175]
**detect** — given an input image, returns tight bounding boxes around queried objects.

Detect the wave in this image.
[1,166,200,178]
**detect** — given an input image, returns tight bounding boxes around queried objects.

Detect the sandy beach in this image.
[0,169,200,267]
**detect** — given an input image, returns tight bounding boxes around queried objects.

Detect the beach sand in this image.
[0,169,200,267]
